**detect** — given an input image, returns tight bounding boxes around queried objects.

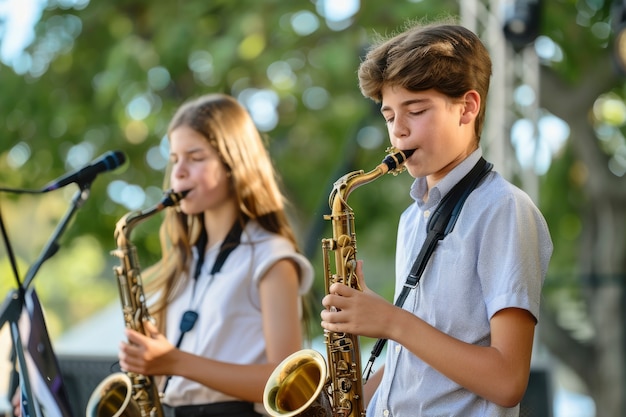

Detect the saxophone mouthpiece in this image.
[398,148,416,161]
[382,147,415,174]
[160,189,190,208]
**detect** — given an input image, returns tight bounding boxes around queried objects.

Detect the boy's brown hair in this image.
[358,22,492,141]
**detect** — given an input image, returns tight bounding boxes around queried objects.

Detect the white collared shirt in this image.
[368,149,553,417]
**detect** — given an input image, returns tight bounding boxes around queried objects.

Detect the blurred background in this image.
[0,0,624,416]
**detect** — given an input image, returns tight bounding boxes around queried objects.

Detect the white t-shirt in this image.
[162,220,313,410]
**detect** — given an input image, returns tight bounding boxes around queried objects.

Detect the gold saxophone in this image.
[263,147,414,417]
[86,189,188,417]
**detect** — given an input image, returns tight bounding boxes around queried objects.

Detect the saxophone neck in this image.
[329,147,415,210]
[114,189,190,246]
[114,210,156,247]
[329,167,385,211]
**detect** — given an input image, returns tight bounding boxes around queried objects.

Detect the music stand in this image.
[1,186,92,417]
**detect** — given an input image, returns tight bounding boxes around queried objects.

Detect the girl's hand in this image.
[118,320,177,376]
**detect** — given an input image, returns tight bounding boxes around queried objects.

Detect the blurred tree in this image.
[527,1,626,416]
[0,0,453,336]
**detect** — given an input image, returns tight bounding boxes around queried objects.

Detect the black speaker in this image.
[57,355,119,417]
[503,0,543,50]
[520,368,553,417]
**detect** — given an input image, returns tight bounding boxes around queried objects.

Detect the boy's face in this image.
[380,85,479,185]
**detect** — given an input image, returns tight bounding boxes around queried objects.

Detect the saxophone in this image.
[86,189,188,417]
[263,147,415,417]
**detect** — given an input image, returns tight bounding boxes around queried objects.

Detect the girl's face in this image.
[380,85,479,186]
[168,125,233,215]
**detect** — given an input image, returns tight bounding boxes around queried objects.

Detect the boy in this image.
[321,21,553,417]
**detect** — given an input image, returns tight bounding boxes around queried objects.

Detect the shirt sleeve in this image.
[476,187,552,321]
[252,236,314,295]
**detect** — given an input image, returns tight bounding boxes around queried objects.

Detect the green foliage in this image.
[1,0,621,348]
[542,0,614,83]
[1,0,458,337]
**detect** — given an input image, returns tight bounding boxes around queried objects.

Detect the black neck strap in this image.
[209,219,245,275]
[176,219,245,341]
[183,218,245,337]
[193,219,245,280]
[162,219,245,395]
[363,157,493,380]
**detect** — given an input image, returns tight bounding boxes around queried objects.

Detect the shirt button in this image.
[383,410,390,417]
[395,345,401,353]
[423,210,430,219]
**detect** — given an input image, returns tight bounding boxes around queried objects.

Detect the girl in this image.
[118,93,313,417]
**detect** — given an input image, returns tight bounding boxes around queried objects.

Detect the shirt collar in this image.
[410,148,483,211]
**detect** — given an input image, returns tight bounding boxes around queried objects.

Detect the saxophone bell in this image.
[86,374,143,417]
[263,349,332,417]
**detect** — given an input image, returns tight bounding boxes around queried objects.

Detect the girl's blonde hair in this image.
[146,93,302,330]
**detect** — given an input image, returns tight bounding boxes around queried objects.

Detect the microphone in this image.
[41,150,127,192]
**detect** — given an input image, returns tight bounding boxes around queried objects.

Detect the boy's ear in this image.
[460,90,481,124]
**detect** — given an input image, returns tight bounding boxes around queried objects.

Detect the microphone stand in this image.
[23,187,91,289]
[1,184,91,417]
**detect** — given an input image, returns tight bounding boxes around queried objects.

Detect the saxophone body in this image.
[86,189,188,417]
[263,148,414,417]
